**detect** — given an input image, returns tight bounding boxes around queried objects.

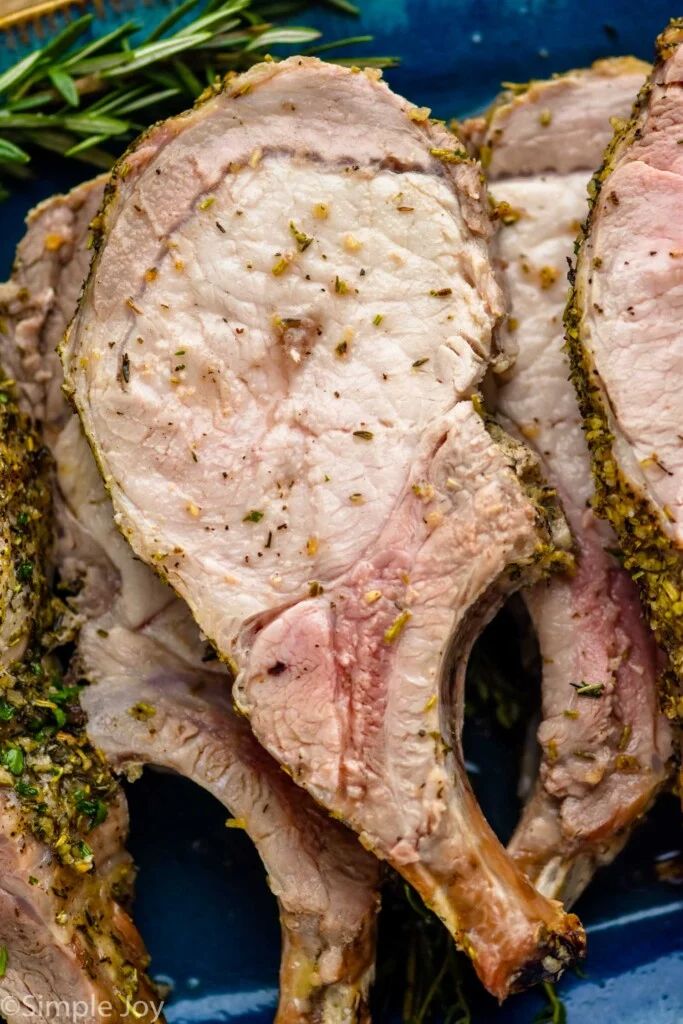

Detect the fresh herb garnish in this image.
[534,982,567,1024]
[0,0,397,201]
[0,946,7,979]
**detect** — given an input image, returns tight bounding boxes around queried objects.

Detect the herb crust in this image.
[564,20,683,730]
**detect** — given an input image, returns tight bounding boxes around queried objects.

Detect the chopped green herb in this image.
[49,685,81,705]
[334,275,349,294]
[52,706,67,728]
[4,747,24,776]
[429,287,452,297]
[0,701,15,722]
[0,946,7,979]
[77,840,94,861]
[15,780,38,798]
[16,560,33,582]
[412,358,429,368]
[129,702,156,722]
[372,313,383,326]
[353,430,374,440]
[243,509,264,523]
[571,681,605,698]
[289,221,313,252]
[75,793,108,830]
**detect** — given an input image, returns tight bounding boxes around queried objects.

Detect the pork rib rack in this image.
[62,57,585,998]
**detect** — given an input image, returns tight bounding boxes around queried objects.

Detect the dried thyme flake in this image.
[615,753,641,773]
[129,702,156,722]
[271,255,291,276]
[353,430,374,440]
[571,681,604,698]
[429,146,469,163]
[429,287,452,297]
[289,221,313,252]
[384,610,412,644]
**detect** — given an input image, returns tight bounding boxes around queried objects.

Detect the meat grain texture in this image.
[567,22,683,783]
[62,57,585,996]
[464,59,672,905]
[2,178,380,1024]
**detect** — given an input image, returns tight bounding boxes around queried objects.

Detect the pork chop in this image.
[62,57,584,997]
[3,177,381,1024]
[0,380,159,1024]
[566,22,683,774]
[464,59,672,904]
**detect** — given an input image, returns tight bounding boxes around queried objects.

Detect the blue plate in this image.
[1,2,682,1021]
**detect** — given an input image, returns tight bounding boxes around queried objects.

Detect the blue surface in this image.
[1,2,682,1021]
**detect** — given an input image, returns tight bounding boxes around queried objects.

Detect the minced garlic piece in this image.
[306,536,319,556]
[44,234,65,252]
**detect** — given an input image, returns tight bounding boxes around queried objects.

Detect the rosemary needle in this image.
[0,0,397,200]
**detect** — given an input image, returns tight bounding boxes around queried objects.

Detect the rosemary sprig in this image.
[0,0,397,199]
[375,879,473,1024]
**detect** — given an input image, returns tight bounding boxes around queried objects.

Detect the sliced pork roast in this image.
[3,179,381,1024]
[464,59,672,905]
[567,23,683,776]
[62,57,585,997]
[0,381,159,1023]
